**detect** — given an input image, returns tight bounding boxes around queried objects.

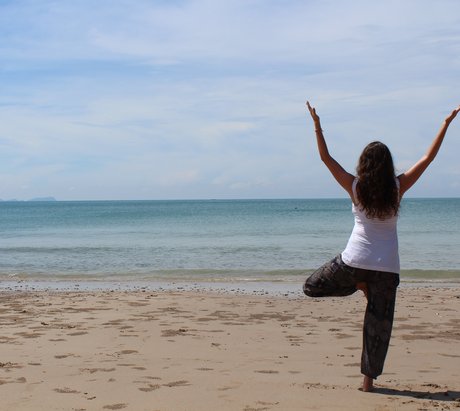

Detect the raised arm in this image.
[399,105,460,197]
[306,101,355,198]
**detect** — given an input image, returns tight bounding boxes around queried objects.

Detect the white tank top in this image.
[341,178,400,273]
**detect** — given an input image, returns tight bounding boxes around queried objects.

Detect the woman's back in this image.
[342,199,399,274]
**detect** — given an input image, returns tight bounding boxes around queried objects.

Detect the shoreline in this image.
[1,287,460,410]
[1,277,460,296]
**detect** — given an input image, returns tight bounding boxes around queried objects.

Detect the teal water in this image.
[0,198,459,284]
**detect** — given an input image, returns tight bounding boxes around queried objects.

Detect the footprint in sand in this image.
[102,404,128,410]
[54,387,80,394]
[80,367,116,374]
[67,331,88,336]
[117,350,138,355]
[135,376,163,391]
[163,380,190,387]
[244,401,280,411]
[138,384,161,392]
[0,377,26,385]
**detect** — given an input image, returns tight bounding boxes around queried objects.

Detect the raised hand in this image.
[445,105,460,124]
[306,101,321,129]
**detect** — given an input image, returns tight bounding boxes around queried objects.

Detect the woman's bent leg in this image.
[303,255,358,298]
[361,272,399,380]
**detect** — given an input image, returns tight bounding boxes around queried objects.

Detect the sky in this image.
[0,0,459,200]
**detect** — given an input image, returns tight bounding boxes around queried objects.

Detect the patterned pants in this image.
[303,255,399,379]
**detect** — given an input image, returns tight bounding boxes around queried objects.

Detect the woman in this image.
[303,101,460,392]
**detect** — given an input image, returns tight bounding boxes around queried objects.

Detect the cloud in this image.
[0,0,459,199]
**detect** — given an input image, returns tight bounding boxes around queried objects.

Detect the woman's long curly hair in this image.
[356,141,399,219]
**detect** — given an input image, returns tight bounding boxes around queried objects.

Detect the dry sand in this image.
[1,287,460,410]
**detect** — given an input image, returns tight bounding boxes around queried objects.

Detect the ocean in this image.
[0,198,459,291]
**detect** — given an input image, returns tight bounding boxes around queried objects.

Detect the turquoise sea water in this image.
[0,199,459,287]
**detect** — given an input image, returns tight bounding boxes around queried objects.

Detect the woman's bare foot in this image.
[362,375,374,392]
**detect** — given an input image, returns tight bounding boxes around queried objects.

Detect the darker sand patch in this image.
[249,312,296,322]
[14,332,42,339]
[128,302,149,307]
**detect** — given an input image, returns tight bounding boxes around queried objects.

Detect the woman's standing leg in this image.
[360,272,399,390]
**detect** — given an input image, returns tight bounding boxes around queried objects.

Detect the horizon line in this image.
[1,196,459,203]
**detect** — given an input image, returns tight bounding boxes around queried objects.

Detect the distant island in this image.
[29,197,57,202]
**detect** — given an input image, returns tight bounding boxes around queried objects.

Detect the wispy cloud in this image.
[0,0,459,199]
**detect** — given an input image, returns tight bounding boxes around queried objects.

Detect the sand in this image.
[1,286,460,410]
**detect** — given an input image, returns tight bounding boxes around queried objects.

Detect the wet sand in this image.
[1,287,460,410]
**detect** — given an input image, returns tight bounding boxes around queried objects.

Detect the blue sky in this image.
[0,0,459,200]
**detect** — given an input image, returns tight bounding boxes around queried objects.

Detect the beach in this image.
[1,286,460,410]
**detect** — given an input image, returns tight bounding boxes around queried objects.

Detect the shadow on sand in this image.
[374,386,460,402]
